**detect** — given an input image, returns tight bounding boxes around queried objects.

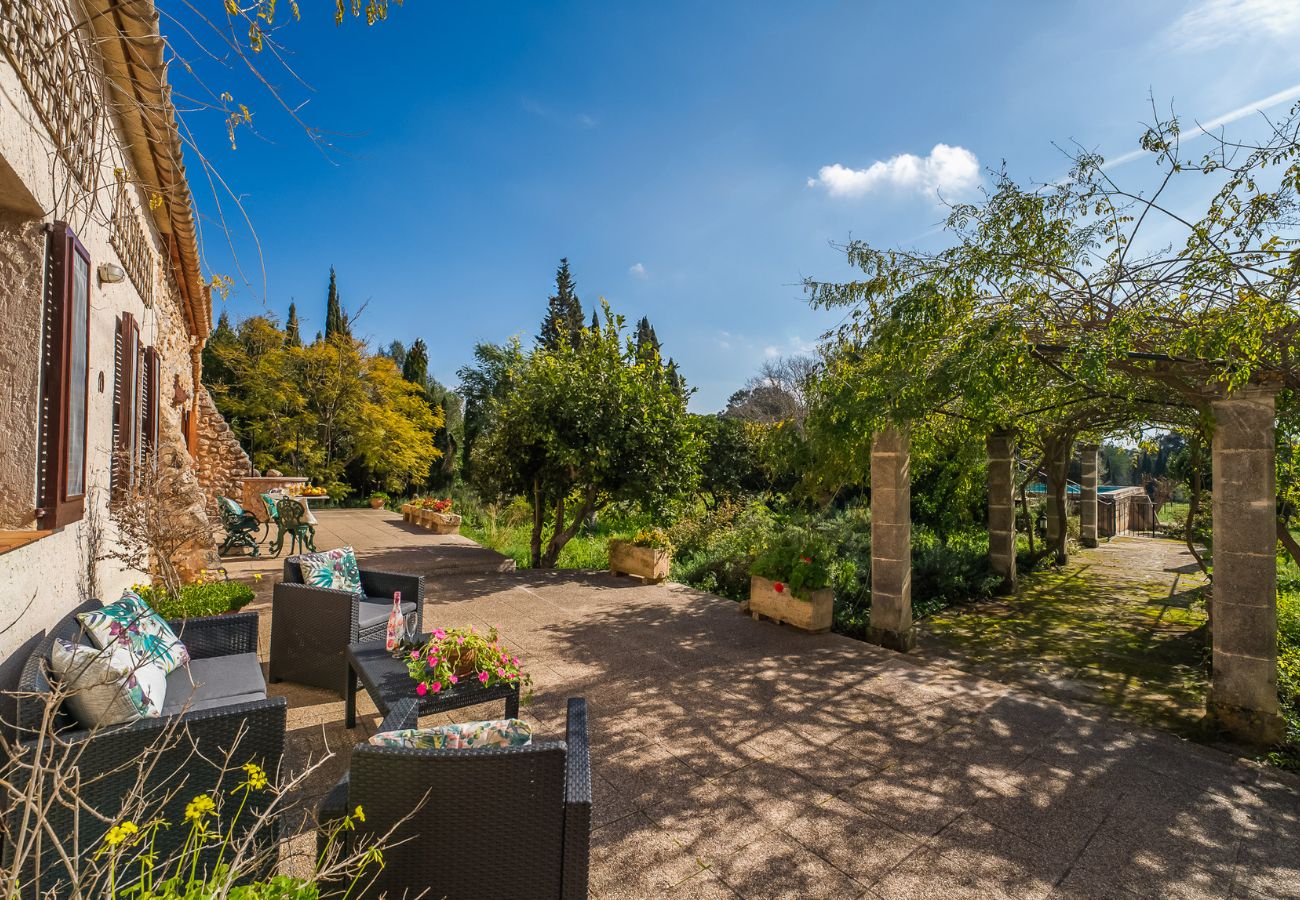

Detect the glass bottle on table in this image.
[385,591,403,651]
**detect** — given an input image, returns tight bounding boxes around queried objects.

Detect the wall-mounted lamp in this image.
[97,263,126,285]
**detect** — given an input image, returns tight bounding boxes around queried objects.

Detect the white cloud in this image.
[522,97,598,129]
[1166,0,1300,50]
[628,262,647,279]
[808,143,980,199]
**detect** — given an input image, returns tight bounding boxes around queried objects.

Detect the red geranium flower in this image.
[773,581,785,593]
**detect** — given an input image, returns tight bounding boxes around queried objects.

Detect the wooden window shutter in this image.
[36,222,91,529]
[142,346,160,455]
[112,312,139,497]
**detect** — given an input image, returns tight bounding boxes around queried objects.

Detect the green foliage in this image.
[751,526,835,597]
[402,338,430,387]
[204,313,442,495]
[669,500,778,601]
[470,301,700,567]
[284,302,301,348]
[1272,576,1300,769]
[323,266,349,340]
[691,414,768,506]
[538,257,585,350]
[136,580,255,619]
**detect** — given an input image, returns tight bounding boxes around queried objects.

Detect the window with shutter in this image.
[36,223,92,529]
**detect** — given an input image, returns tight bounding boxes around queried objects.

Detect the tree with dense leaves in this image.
[204,315,440,494]
[538,258,585,349]
[472,302,700,567]
[803,100,1300,564]
[691,414,767,508]
[285,302,302,347]
[457,341,526,484]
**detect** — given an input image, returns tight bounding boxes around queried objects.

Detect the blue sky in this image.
[183,0,1300,411]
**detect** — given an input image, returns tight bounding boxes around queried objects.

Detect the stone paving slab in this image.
[246,524,1297,898]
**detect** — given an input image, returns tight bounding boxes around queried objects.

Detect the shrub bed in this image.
[136,580,255,620]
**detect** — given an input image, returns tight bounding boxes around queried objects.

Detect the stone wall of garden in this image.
[194,387,256,510]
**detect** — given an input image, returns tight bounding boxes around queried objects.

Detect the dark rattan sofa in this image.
[269,557,423,697]
[318,696,592,899]
[3,600,287,896]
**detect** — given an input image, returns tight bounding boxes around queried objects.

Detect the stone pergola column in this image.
[1079,443,1100,548]
[987,430,1017,593]
[1208,387,1284,745]
[869,426,915,651]
[1044,437,1070,564]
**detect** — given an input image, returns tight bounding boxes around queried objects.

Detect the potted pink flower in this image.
[403,625,533,701]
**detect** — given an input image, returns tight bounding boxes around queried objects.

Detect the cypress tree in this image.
[285,302,302,347]
[538,258,584,349]
[213,309,233,338]
[325,267,344,340]
[402,338,430,390]
[634,316,661,363]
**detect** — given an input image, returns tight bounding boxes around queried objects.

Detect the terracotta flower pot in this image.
[370,498,386,509]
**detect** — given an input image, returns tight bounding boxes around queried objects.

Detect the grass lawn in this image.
[462,519,635,570]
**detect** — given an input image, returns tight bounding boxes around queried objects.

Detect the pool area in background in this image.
[1026,484,1132,495]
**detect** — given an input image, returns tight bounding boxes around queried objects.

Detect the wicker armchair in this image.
[318,697,591,900]
[268,557,423,696]
[3,601,287,895]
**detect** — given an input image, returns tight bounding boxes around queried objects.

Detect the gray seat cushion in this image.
[357,598,416,630]
[162,652,267,715]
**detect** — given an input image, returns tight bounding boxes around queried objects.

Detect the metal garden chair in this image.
[258,491,282,542]
[268,496,316,557]
[217,495,261,557]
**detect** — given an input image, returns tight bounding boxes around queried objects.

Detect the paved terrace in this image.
[238,511,1298,898]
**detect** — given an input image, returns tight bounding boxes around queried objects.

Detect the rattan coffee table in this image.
[345,637,521,729]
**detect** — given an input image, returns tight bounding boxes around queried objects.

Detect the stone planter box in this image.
[748,575,833,633]
[401,503,415,521]
[609,540,670,583]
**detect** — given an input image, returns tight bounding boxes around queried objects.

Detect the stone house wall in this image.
[0,4,220,658]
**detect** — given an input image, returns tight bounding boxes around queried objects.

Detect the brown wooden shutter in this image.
[112,312,139,497]
[37,222,91,529]
[142,346,160,455]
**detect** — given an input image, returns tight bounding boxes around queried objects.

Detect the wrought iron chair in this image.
[268,497,316,557]
[217,495,261,557]
[258,491,282,542]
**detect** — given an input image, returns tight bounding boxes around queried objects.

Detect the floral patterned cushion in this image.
[78,591,189,675]
[297,546,363,594]
[50,639,166,727]
[369,718,532,751]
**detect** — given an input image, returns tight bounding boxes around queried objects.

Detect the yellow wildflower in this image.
[353,805,365,823]
[184,794,216,823]
[240,762,268,791]
[104,820,139,847]
[253,573,263,582]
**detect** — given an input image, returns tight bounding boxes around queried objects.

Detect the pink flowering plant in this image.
[403,625,533,702]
